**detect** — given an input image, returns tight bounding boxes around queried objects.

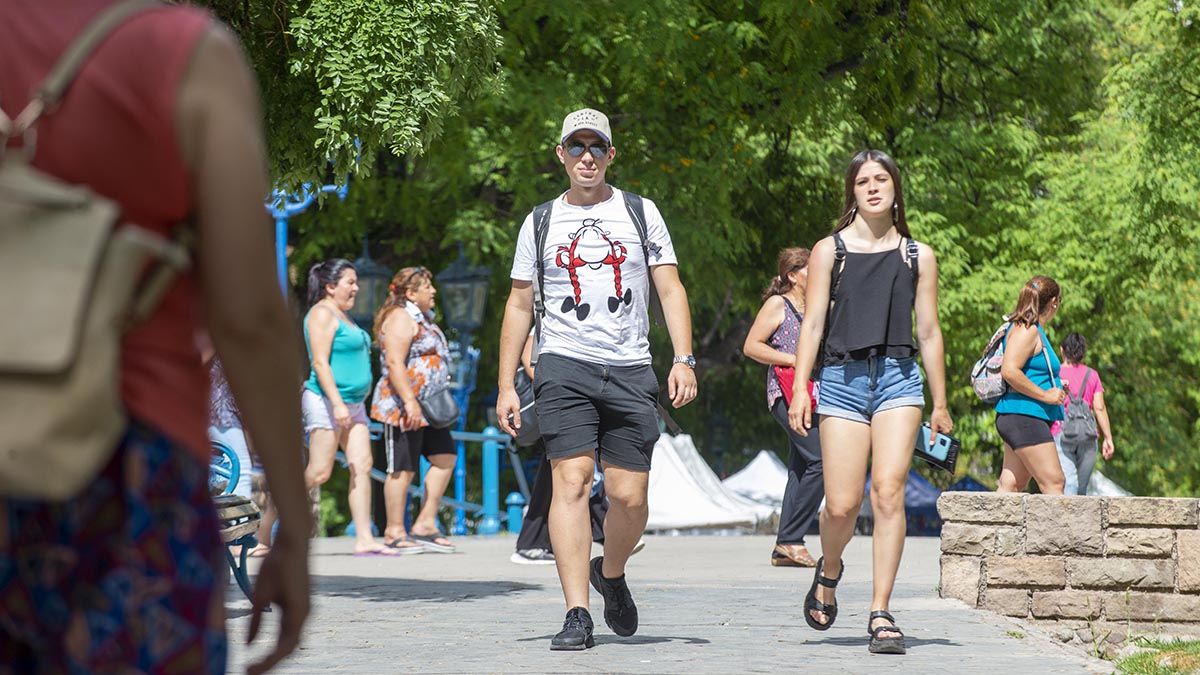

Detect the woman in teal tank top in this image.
[994,275,1067,495]
[300,259,397,556]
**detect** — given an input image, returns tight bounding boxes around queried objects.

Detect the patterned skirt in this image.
[0,421,226,673]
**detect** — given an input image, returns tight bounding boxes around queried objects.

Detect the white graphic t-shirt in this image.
[511,187,677,366]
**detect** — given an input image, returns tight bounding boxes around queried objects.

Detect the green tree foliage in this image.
[221,0,1197,498]
[196,0,502,189]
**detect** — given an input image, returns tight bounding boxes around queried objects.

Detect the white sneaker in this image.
[511,548,556,565]
[631,537,646,556]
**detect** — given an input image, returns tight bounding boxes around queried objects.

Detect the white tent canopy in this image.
[1088,470,1132,497]
[721,449,788,506]
[646,434,773,531]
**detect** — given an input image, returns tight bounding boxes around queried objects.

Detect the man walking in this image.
[496,108,697,650]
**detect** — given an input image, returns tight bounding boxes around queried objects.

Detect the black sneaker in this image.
[589,556,638,637]
[550,607,594,651]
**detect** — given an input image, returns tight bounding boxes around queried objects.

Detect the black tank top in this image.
[822,234,917,365]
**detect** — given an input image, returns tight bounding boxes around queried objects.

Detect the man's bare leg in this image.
[599,463,648,578]
[548,453,596,610]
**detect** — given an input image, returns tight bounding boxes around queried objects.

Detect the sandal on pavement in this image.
[867,610,906,655]
[384,536,425,555]
[803,556,843,631]
[353,547,404,557]
[410,531,456,553]
[771,543,817,567]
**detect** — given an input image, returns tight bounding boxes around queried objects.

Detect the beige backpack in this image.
[0,0,192,500]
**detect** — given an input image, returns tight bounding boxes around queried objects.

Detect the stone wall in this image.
[938,492,1200,651]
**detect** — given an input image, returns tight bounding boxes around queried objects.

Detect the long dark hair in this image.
[832,149,910,237]
[762,247,811,300]
[373,266,433,339]
[306,258,355,308]
[1009,275,1061,326]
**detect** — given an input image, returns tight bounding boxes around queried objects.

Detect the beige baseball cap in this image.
[559,108,612,145]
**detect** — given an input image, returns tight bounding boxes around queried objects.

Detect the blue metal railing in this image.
[334,423,510,535]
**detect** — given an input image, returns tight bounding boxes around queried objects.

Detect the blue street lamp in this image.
[266,182,349,295]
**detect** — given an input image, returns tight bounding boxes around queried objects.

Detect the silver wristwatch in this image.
[673,354,696,369]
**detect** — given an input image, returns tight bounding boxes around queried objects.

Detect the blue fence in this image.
[334,424,512,535]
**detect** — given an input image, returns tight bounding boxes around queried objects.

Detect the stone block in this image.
[1107,498,1198,527]
[994,526,1023,556]
[1105,592,1200,622]
[941,523,997,555]
[1178,531,1200,593]
[1105,528,1175,557]
[987,556,1066,588]
[1032,590,1103,619]
[1067,558,1174,590]
[940,555,981,605]
[938,492,1024,524]
[982,588,1030,617]
[1025,496,1103,555]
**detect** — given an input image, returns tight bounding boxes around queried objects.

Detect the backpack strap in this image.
[1072,368,1092,405]
[905,238,920,291]
[1036,325,1059,389]
[815,234,849,372]
[531,198,555,351]
[621,190,665,325]
[829,232,848,302]
[0,0,160,143]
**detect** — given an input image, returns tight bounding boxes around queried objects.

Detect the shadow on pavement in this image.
[313,576,543,603]
[807,635,959,649]
[516,634,712,646]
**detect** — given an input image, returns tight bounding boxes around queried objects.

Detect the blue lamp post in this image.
[266,182,349,294]
[435,250,491,534]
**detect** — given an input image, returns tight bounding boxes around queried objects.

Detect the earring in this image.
[892,202,899,224]
[850,205,858,222]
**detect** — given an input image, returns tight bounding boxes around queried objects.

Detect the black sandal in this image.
[803,556,843,631]
[867,610,906,655]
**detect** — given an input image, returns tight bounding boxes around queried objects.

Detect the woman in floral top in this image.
[742,247,824,568]
[370,267,457,553]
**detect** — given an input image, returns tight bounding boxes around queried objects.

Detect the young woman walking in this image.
[1053,333,1115,495]
[788,150,953,655]
[995,276,1067,495]
[302,259,396,556]
[743,247,823,568]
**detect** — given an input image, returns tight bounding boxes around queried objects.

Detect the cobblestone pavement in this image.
[226,535,1109,674]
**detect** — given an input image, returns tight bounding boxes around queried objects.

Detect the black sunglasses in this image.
[565,141,610,159]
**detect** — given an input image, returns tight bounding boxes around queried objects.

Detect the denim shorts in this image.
[816,356,925,424]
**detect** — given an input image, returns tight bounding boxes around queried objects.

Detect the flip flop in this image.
[384,536,426,555]
[353,547,404,557]
[247,545,271,558]
[410,532,455,553]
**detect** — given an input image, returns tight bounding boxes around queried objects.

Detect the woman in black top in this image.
[788,150,953,655]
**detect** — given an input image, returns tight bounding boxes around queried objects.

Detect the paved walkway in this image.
[227,535,1108,673]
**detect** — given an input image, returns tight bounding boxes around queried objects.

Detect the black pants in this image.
[515,443,608,551]
[771,398,824,546]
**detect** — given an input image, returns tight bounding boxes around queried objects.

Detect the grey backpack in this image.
[1060,368,1099,443]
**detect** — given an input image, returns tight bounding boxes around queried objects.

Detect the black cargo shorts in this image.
[533,352,660,471]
